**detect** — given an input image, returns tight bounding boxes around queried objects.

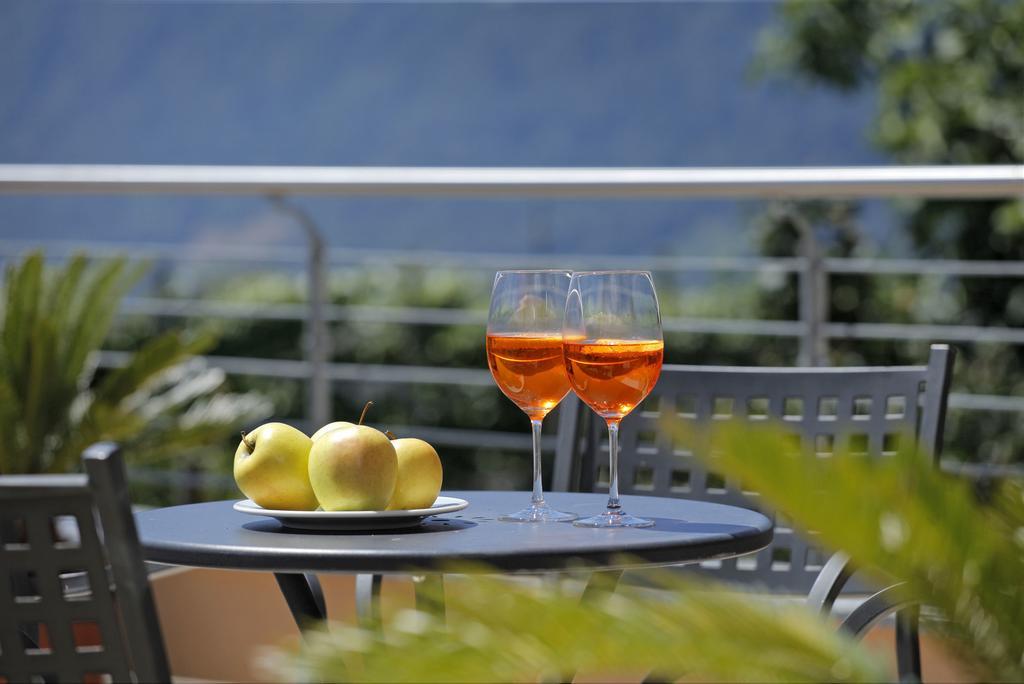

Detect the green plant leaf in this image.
[64,257,145,385]
[274,570,888,684]
[665,417,1024,682]
[0,252,260,476]
[2,252,43,398]
[92,330,211,408]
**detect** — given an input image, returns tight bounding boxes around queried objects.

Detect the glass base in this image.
[499,503,578,523]
[573,509,654,528]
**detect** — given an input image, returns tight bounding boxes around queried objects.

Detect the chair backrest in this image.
[0,443,170,684]
[554,344,956,593]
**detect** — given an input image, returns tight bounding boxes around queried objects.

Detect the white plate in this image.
[233,496,469,531]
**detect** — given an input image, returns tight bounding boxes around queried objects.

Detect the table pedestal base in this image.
[274,572,326,632]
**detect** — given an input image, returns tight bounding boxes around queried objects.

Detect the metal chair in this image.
[0,443,171,684]
[554,343,955,682]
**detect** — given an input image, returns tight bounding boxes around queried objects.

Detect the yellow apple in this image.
[311,401,376,442]
[233,422,318,510]
[386,438,443,510]
[308,425,397,511]
[311,421,355,442]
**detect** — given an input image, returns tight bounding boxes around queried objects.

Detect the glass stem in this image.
[530,419,545,507]
[606,419,621,511]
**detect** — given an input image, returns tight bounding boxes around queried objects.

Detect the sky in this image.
[0,0,886,257]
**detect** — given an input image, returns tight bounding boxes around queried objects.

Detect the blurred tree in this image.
[756,0,1024,462]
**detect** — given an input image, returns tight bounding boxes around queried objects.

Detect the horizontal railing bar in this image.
[125,426,541,486]
[120,298,485,325]
[0,164,1020,198]
[947,393,1024,413]
[281,419,547,451]
[118,296,1024,342]
[382,424,554,451]
[0,239,311,264]
[282,419,549,451]
[940,459,1024,480]
[325,249,806,273]
[664,317,804,336]
[7,239,1024,278]
[825,322,1024,344]
[128,467,237,489]
[0,238,807,272]
[96,350,498,386]
[824,257,1024,278]
[95,351,1023,412]
[129,459,1024,493]
[294,422,549,451]
[118,296,804,336]
[9,239,1024,279]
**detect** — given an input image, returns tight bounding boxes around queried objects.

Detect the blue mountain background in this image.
[0,0,892,258]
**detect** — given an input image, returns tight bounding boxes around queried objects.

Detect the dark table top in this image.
[135,490,773,574]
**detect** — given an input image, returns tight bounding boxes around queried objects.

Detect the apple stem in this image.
[240,430,255,452]
[385,430,397,440]
[358,400,374,425]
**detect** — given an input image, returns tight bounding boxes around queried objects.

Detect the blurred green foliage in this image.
[0,252,270,477]
[109,264,811,497]
[700,420,1024,682]
[108,251,1016,504]
[276,570,887,683]
[756,0,1024,463]
[272,419,1024,683]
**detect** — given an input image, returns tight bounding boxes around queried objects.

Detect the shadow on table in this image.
[632,518,763,537]
[241,517,478,536]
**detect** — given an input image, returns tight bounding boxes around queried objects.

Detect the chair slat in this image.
[554,345,955,594]
[0,446,170,683]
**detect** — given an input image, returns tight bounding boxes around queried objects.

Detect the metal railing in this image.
[2,164,1022,475]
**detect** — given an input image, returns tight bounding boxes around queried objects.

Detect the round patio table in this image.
[135,490,772,629]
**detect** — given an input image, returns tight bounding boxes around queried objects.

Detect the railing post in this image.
[794,209,829,367]
[306,226,330,428]
[269,196,331,428]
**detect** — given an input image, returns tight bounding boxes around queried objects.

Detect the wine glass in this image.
[486,270,578,522]
[563,271,664,528]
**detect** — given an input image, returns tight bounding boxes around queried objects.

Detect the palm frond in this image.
[0,252,265,476]
[0,374,24,473]
[1,253,44,399]
[64,256,146,386]
[50,330,215,472]
[669,419,1024,682]
[273,571,888,684]
[120,360,272,468]
[92,330,212,407]
[47,253,88,383]
[989,479,1024,534]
